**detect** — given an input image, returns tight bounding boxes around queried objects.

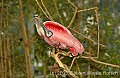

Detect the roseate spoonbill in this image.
[34,14,84,56]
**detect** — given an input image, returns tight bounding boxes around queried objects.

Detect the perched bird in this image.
[34,14,84,56]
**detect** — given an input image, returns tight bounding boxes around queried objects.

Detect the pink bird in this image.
[34,14,84,56]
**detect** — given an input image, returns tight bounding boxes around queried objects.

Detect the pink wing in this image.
[44,21,84,56]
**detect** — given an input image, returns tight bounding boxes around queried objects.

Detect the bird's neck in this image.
[36,24,45,37]
[35,22,53,38]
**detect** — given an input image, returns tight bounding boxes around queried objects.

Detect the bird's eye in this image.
[34,14,38,18]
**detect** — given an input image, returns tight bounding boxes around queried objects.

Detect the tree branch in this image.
[67,0,77,28]
[34,0,51,20]
[0,56,25,74]
[69,28,105,47]
[50,49,78,78]
[77,7,98,12]
[19,0,32,77]
[53,0,63,25]
[40,0,53,21]
[89,57,120,68]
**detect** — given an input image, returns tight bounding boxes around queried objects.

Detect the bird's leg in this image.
[55,42,61,52]
[70,56,80,70]
[53,42,61,54]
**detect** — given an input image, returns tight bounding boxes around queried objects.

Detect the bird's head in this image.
[33,14,53,38]
[34,14,42,25]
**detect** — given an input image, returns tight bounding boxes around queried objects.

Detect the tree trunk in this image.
[0,0,4,77]
[6,0,12,77]
[19,0,32,78]
[43,59,46,78]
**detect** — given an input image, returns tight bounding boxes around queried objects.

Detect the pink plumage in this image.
[34,15,84,56]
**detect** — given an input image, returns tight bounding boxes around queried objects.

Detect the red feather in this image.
[41,21,84,56]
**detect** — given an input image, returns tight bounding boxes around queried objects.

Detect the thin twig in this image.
[9,14,24,35]
[40,0,53,21]
[34,0,51,20]
[78,7,101,58]
[94,8,100,58]
[89,57,120,68]
[69,28,105,47]
[53,0,63,25]
[29,35,38,44]
[0,56,25,74]
[67,0,77,28]
[70,56,80,70]
[75,60,83,78]
[16,24,23,35]
[87,60,90,78]
[87,44,91,78]
[64,64,78,78]
[77,7,97,12]
[97,55,120,70]
[107,55,120,63]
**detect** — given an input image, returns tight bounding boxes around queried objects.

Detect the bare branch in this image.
[77,7,98,12]
[51,53,65,69]
[70,56,80,69]
[40,0,53,21]
[53,0,63,25]
[29,35,38,44]
[95,8,100,58]
[50,49,78,78]
[89,57,120,68]
[107,55,120,63]
[69,28,106,47]
[34,0,51,20]
[0,56,25,74]
[67,0,77,28]
[75,60,83,78]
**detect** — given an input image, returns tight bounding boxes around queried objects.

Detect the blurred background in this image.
[0,0,120,78]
